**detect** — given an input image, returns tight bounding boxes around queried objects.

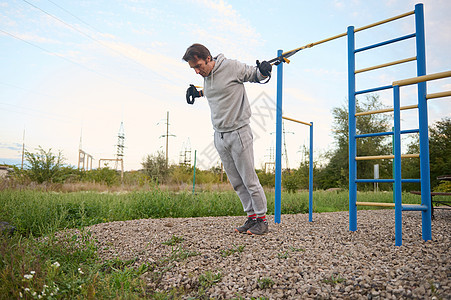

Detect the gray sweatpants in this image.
[214,124,267,217]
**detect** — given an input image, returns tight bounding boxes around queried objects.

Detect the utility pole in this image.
[115,121,125,170]
[21,129,25,169]
[166,111,169,168]
[159,111,175,168]
[179,138,192,166]
[264,143,275,173]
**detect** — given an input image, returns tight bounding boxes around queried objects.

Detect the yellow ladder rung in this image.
[355,104,418,116]
[356,202,395,207]
[355,154,419,161]
[426,91,451,99]
[356,202,419,207]
[355,57,416,74]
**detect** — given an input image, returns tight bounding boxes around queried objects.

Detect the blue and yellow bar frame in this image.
[274,3,450,245]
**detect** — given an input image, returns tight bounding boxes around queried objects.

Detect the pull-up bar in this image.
[279,115,314,222]
[282,116,312,126]
[393,70,451,86]
[269,10,415,65]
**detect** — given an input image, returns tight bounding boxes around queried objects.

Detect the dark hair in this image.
[182,43,211,62]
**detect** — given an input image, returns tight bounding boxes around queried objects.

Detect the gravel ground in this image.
[89,209,450,299]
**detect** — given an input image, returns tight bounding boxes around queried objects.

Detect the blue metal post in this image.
[415,3,431,242]
[393,85,403,246]
[347,26,357,231]
[192,150,197,195]
[309,122,313,222]
[274,50,283,224]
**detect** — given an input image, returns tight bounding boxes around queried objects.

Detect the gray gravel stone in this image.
[87,209,450,299]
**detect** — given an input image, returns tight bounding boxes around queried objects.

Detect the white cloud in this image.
[101,39,189,84]
[190,0,263,61]
[15,32,62,44]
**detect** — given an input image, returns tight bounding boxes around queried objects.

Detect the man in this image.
[183,43,272,235]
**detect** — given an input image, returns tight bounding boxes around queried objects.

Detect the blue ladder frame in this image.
[348,3,431,246]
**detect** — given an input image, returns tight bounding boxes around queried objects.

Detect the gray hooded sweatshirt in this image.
[203,54,266,132]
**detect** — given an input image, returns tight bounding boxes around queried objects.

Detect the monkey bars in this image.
[273,3,449,246]
[347,3,430,246]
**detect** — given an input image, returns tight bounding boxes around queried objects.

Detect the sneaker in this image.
[235,217,257,233]
[247,218,268,235]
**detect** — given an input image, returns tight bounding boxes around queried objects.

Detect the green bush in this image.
[282,170,301,193]
[122,170,152,186]
[169,165,192,184]
[257,171,275,188]
[16,147,68,184]
[83,168,119,186]
[142,151,169,184]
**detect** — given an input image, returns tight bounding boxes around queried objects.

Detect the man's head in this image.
[183,43,215,77]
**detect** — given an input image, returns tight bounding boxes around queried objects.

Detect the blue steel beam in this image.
[309,122,313,222]
[393,85,403,246]
[402,205,428,212]
[355,179,421,183]
[355,128,419,138]
[274,50,283,224]
[355,33,416,53]
[348,26,357,232]
[415,3,432,242]
[355,85,392,95]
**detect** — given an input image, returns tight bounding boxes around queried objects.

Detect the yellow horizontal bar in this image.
[356,202,419,207]
[355,57,416,74]
[354,10,415,32]
[356,202,395,207]
[393,70,451,86]
[279,10,414,62]
[426,91,451,99]
[280,32,348,56]
[282,116,311,126]
[355,154,420,161]
[355,104,418,116]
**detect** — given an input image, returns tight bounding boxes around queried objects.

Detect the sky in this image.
[1,0,450,171]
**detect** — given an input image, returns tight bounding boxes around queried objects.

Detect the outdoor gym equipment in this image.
[272,3,450,246]
[280,116,313,223]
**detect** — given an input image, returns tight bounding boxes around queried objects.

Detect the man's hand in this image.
[186,84,203,104]
[257,60,272,77]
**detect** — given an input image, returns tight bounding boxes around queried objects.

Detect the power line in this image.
[22,0,173,84]
[0,28,110,80]
[0,81,58,99]
[0,28,157,100]
[46,0,103,33]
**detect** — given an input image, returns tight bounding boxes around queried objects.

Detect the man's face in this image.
[188,56,213,77]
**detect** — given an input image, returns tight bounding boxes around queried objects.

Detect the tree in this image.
[142,151,169,184]
[403,117,451,191]
[429,117,451,188]
[22,146,67,183]
[319,94,392,189]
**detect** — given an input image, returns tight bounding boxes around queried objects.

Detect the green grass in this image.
[0,188,446,299]
[1,189,430,237]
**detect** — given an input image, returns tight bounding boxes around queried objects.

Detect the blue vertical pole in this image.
[415,3,431,241]
[393,85,403,246]
[309,122,313,222]
[274,50,283,224]
[192,150,197,195]
[347,26,357,231]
